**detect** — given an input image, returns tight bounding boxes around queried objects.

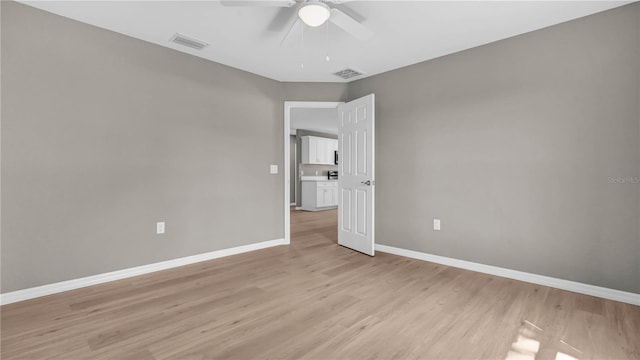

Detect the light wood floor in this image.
[2,207,639,359]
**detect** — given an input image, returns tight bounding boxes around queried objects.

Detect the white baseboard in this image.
[0,238,286,306]
[375,244,640,306]
[298,206,338,212]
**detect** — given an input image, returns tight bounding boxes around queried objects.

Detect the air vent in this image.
[170,33,209,51]
[333,68,364,80]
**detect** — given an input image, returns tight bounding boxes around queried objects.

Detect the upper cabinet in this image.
[301,136,338,165]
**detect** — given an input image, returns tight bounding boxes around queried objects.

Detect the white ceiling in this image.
[291,107,338,134]
[21,1,634,82]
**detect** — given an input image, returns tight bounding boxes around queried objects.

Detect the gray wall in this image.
[283,82,349,102]
[2,1,639,295]
[1,2,290,293]
[350,3,640,293]
[0,2,352,293]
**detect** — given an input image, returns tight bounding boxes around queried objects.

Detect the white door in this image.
[338,94,375,256]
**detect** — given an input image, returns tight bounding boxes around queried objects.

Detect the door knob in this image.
[361,180,372,186]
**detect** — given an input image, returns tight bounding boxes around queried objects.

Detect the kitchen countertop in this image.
[300,176,337,181]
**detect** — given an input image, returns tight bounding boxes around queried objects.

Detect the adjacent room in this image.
[1,1,639,359]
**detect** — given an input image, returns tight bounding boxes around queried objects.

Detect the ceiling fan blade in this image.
[281,18,303,46]
[329,8,373,41]
[219,0,296,7]
[267,7,298,32]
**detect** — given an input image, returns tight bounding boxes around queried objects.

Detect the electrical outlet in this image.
[156,222,165,234]
[270,165,278,174]
[433,219,441,231]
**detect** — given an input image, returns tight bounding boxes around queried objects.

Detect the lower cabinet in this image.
[301,181,338,211]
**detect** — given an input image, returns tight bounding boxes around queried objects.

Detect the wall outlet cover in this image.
[270,164,278,174]
[156,222,165,234]
[433,219,441,231]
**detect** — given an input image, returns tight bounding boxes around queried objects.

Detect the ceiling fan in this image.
[220,0,374,45]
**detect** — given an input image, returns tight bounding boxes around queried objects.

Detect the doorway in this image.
[284,94,376,255]
[283,101,342,245]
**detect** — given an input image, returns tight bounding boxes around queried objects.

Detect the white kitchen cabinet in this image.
[301,136,338,165]
[301,181,338,211]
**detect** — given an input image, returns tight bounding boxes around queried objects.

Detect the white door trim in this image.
[283,101,343,244]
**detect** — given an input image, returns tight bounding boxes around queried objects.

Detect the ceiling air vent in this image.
[170,33,209,51]
[333,68,364,80]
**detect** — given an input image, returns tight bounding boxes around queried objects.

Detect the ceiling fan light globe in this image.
[298,2,331,27]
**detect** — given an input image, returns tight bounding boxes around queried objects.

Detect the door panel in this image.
[338,94,375,256]
[356,189,367,236]
[356,129,368,176]
[341,188,352,231]
[341,133,352,175]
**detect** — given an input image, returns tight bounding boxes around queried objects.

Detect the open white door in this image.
[338,94,375,256]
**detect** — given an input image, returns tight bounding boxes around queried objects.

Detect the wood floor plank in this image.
[2,207,638,359]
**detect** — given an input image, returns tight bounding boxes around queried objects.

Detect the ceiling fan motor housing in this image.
[298,1,331,27]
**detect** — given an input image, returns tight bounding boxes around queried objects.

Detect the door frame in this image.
[283,101,343,245]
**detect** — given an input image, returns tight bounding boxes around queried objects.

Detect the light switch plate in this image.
[433,219,441,231]
[157,222,165,234]
[270,165,278,174]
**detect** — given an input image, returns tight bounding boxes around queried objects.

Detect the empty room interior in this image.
[1,1,639,359]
